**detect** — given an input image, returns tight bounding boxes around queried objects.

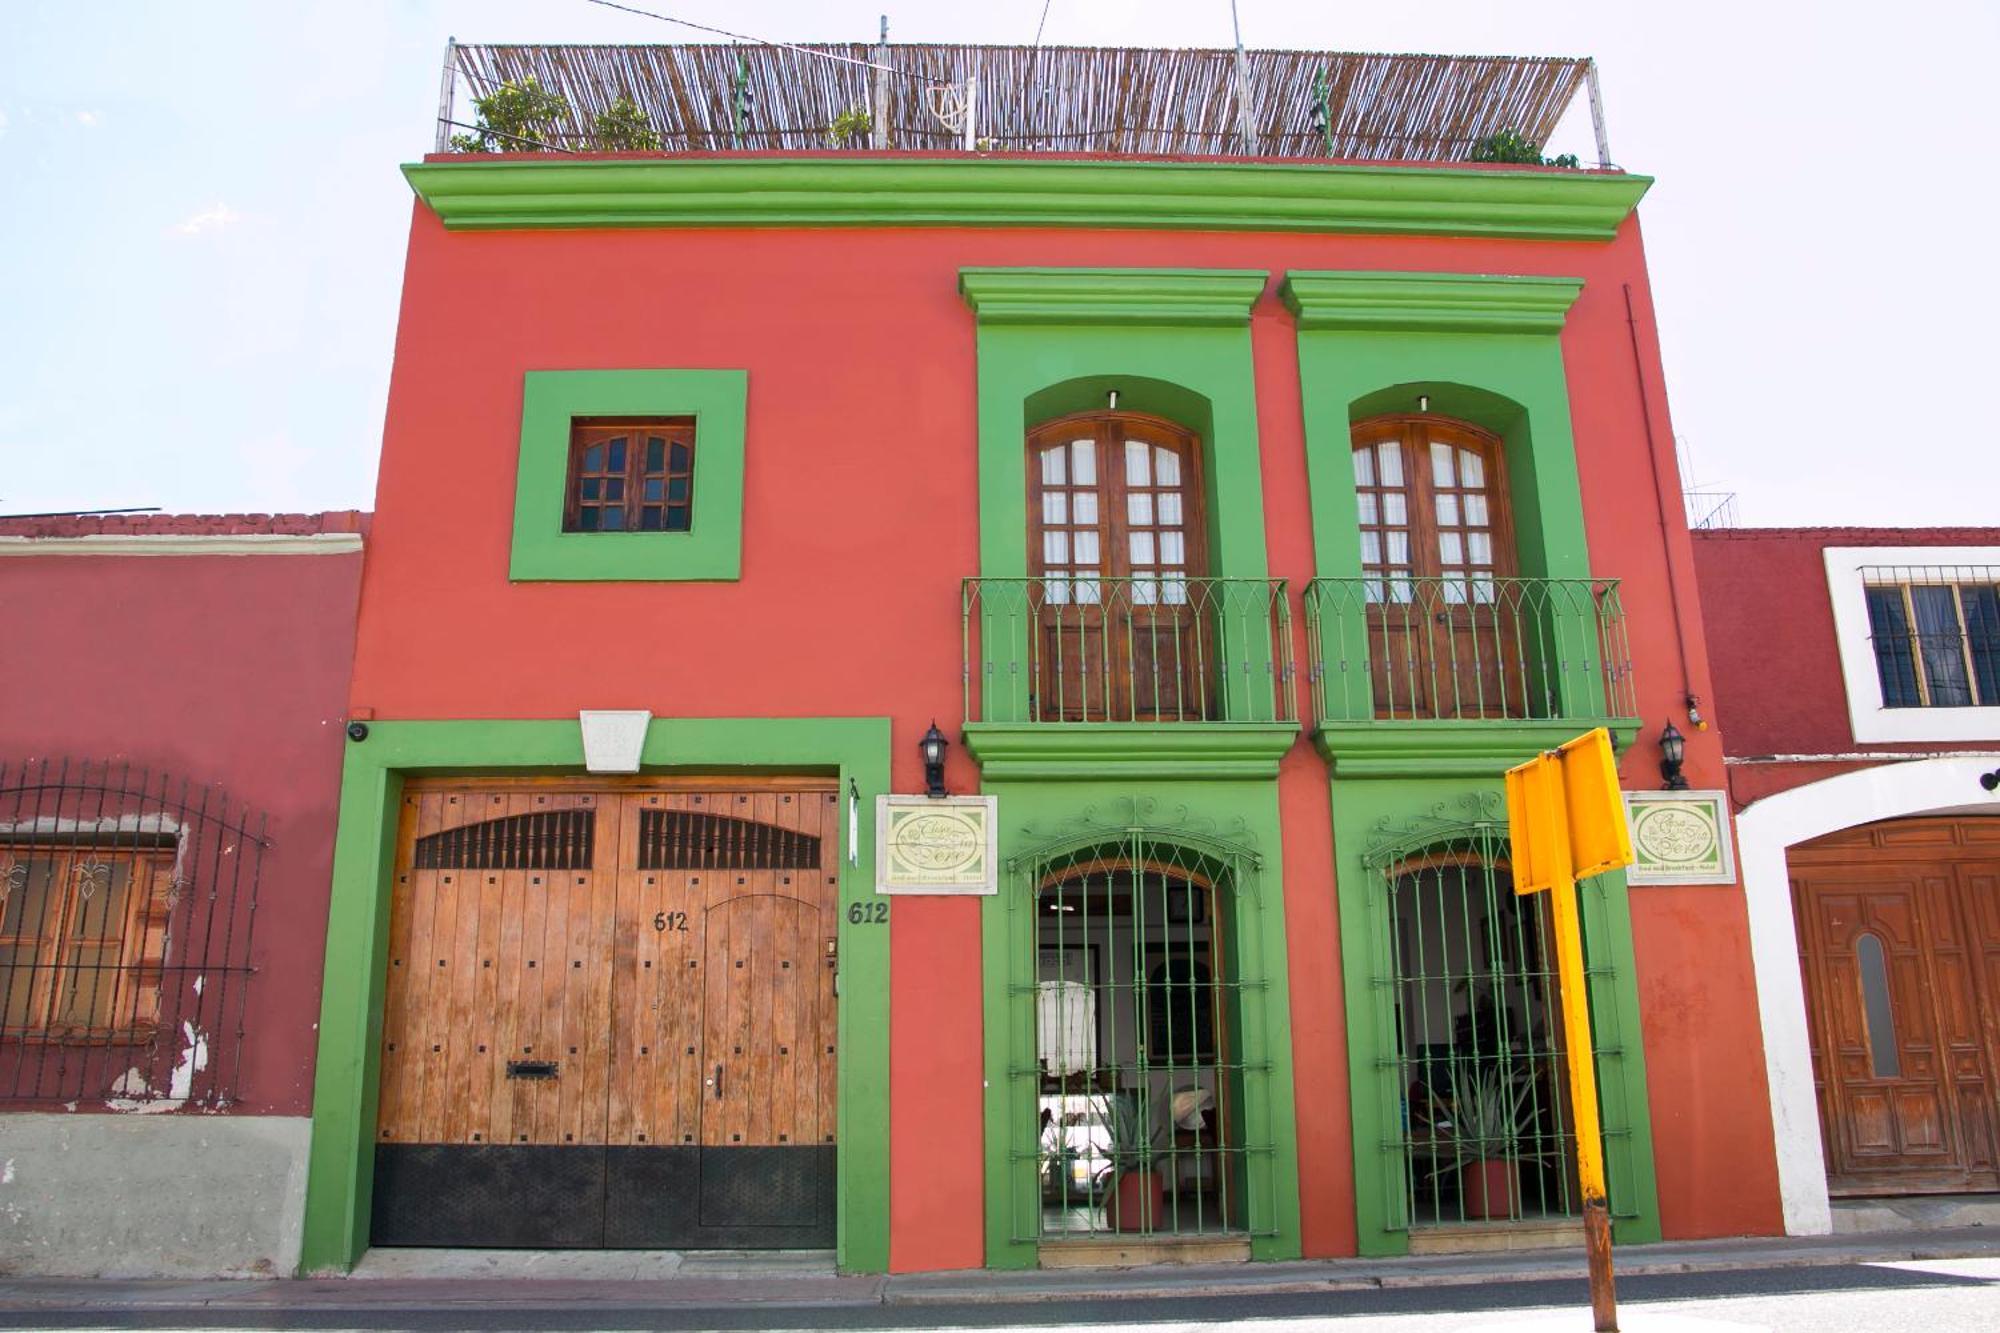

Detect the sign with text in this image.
[875,795,999,895]
[1624,790,1735,885]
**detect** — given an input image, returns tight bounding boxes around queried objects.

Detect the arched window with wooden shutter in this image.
[1027,411,1210,721]
[1351,416,1519,718]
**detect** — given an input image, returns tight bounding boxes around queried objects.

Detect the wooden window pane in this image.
[1378,443,1403,486]
[1436,494,1459,526]
[643,478,665,502]
[1074,531,1100,564]
[1360,531,1382,566]
[1130,531,1156,566]
[1124,440,1150,486]
[1128,493,1153,525]
[1074,492,1098,524]
[639,508,663,531]
[1357,494,1379,525]
[1044,531,1069,565]
[1468,532,1493,567]
[670,441,691,472]
[666,505,690,531]
[1353,447,1377,486]
[1381,492,1405,525]
[667,477,689,502]
[1043,492,1067,524]
[583,444,604,473]
[606,438,627,472]
[1459,448,1484,487]
[603,505,624,529]
[1041,446,1067,486]
[1,858,58,936]
[1385,532,1409,566]
[1069,440,1095,484]
[1430,441,1454,486]
[645,437,665,472]
[1160,532,1185,566]
[1464,493,1488,526]
[1154,446,1180,485]
[1439,532,1463,566]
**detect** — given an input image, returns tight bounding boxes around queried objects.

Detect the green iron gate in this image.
[1363,817,1641,1234]
[1006,818,1278,1246]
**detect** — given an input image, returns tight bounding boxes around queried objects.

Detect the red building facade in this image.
[1694,526,2000,1233]
[0,512,364,1275]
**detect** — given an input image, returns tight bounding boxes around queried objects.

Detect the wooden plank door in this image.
[1792,865,1990,1193]
[373,787,616,1247]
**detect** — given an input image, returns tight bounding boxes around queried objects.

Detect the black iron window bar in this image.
[0,758,266,1107]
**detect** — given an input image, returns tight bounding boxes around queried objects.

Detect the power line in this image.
[1032,0,1055,49]
[580,0,930,82]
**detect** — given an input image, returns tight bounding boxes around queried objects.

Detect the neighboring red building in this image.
[1693,526,2000,1235]
[292,40,1780,1277]
[0,513,364,1275]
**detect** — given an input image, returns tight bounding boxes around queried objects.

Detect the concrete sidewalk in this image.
[0,1227,1994,1316]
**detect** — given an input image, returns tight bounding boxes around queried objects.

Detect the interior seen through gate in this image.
[1034,857,1246,1238]
[371,779,840,1249]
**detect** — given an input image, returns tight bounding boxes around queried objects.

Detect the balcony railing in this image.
[1303,577,1635,725]
[963,578,1295,725]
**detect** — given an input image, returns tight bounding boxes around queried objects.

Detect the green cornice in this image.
[1314,718,1640,778]
[1281,270,1586,334]
[959,268,1266,327]
[401,157,1652,241]
[964,722,1299,781]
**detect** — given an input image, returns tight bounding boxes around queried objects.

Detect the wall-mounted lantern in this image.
[1658,721,1689,791]
[920,721,950,799]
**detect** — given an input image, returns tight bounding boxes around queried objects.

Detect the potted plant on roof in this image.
[1446,1059,1540,1220]
[1097,1089,1165,1232]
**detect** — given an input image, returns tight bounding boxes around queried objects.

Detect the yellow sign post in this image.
[1506,727,1634,1333]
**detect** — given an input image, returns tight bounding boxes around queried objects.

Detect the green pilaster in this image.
[298,717,893,1274]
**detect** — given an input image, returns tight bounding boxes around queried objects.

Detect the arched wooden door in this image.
[1352,416,1519,719]
[1028,411,1211,722]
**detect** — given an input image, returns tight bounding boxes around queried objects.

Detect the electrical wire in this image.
[581,0,930,81]
[1032,0,1054,49]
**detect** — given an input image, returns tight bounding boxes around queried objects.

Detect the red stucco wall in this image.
[0,515,365,1117]
[350,202,1781,1260]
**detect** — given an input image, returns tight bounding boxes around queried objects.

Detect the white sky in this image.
[3,1,1995,525]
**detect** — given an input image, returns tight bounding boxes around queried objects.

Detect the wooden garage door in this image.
[371,779,841,1248]
[1791,816,2000,1195]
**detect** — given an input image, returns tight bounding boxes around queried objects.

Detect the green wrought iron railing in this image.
[1303,576,1636,725]
[963,577,1295,725]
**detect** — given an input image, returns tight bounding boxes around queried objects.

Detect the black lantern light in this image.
[1658,721,1689,791]
[920,721,950,799]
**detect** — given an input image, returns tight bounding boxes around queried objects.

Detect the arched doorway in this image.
[1021,829,1261,1244]
[1383,843,1581,1230]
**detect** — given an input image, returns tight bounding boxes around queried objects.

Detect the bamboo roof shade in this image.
[447,43,1595,161]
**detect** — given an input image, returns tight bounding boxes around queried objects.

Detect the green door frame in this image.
[298,716,892,1273]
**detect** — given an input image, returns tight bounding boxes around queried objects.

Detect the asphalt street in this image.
[1,1257,1997,1331]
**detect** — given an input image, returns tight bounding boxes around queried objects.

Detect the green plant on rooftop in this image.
[594,95,662,152]
[450,76,571,153]
[1471,128,1580,169]
[830,105,873,148]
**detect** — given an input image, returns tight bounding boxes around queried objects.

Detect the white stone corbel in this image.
[578,710,651,773]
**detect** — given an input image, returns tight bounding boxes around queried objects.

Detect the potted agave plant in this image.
[1446,1061,1540,1220]
[1097,1090,1164,1232]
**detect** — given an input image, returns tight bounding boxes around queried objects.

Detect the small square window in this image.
[565,419,695,534]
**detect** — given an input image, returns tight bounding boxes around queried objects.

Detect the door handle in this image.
[713,1063,724,1100]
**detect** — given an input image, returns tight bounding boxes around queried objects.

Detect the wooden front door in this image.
[1791,817,2000,1195]
[1028,411,1211,722]
[372,779,840,1248]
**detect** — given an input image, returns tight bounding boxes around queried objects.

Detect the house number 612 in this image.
[653,911,688,933]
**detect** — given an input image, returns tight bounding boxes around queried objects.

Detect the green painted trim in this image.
[1280,271,1584,335]
[510,369,747,581]
[959,269,1267,327]
[404,158,1651,241]
[1313,719,1641,778]
[298,717,892,1274]
[964,722,1300,780]
[977,781,1302,1268]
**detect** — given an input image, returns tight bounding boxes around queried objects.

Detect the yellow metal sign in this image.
[1503,726,1633,1332]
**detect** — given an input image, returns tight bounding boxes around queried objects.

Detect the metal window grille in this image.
[636,809,821,870]
[413,809,594,870]
[1859,565,2000,709]
[1363,816,1633,1233]
[1008,813,1275,1244]
[0,758,266,1106]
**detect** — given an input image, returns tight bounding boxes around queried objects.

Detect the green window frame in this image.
[510,369,747,581]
